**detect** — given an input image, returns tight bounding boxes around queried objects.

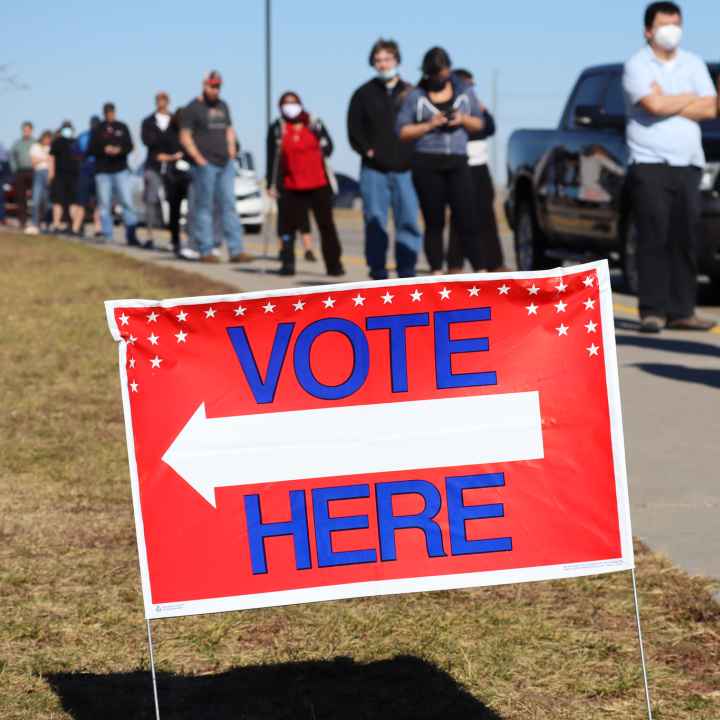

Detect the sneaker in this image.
[638,316,664,334]
[666,315,717,331]
[304,249,317,262]
[199,253,222,264]
[141,239,155,250]
[177,247,200,261]
[229,252,254,263]
[211,247,222,258]
[24,225,39,235]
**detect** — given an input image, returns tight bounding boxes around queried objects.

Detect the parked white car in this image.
[126,150,263,234]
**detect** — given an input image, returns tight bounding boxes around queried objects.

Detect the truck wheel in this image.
[621,216,640,296]
[514,199,551,270]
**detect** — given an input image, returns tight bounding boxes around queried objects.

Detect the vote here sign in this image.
[105,260,633,620]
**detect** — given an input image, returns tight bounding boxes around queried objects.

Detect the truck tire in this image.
[621,215,640,296]
[514,199,551,271]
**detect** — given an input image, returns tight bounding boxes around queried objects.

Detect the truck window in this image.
[602,74,626,118]
[564,73,609,129]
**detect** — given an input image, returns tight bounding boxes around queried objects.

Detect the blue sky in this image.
[2,0,718,182]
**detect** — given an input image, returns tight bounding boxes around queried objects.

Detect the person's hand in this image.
[428,113,448,130]
[268,187,279,199]
[447,111,464,128]
[157,153,172,163]
[651,81,663,96]
[195,155,208,167]
[366,148,375,158]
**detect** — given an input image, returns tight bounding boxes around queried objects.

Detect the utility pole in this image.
[265,0,272,136]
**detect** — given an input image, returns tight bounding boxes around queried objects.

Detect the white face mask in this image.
[61,127,74,139]
[653,24,682,52]
[377,66,399,82]
[281,103,303,120]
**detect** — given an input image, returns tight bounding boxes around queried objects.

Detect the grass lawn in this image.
[0,231,718,719]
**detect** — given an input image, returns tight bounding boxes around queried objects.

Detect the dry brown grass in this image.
[0,231,718,719]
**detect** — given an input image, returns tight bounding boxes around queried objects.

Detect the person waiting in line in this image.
[25,130,53,235]
[0,141,10,225]
[396,47,485,274]
[74,116,102,238]
[141,91,175,250]
[180,70,252,264]
[447,68,507,273]
[90,102,139,245]
[266,91,344,277]
[49,121,83,235]
[348,37,421,280]
[10,122,35,230]
[623,1,717,332]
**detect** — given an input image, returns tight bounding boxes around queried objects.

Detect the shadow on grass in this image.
[46,655,502,720]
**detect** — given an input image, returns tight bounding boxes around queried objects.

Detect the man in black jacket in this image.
[141,92,179,248]
[348,38,421,279]
[89,102,138,244]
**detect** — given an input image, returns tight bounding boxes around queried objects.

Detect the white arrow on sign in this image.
[162,392,544,507]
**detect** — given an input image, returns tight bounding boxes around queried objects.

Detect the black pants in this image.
[629,164,701,319]
[448,164,504,271]
[15,169,33,227]
[411,155,479,272]
[278,185,342,272]
[164,175,189,248]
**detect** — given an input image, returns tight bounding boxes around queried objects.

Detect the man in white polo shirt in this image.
[623,1,717,333]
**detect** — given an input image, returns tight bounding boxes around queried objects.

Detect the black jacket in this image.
[141,113,182,172]
[89,120,133,174]
[266,116,334,191]
[347,78,414,172]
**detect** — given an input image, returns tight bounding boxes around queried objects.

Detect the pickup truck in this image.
[505,62,720,293]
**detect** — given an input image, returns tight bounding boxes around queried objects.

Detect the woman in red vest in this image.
[267,91,344,276]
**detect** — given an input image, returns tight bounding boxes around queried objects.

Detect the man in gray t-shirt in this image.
[179,70,252,263]
[622,2,717,333]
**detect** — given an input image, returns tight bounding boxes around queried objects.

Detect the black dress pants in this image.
[278,185,342,272]
[448,163,504,271]
[629,163,701,320]
[411,155,480,272]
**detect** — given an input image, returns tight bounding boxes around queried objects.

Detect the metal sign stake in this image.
[631,568,654,719]
[146,619,161,720]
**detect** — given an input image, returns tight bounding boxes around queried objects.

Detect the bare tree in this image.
[0,65,29,94]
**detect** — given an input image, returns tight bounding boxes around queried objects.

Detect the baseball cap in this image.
[204,70,222,87]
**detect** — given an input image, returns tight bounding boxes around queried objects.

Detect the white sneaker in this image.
[178,247,200,261]
[24,225,39,235]
[210,247,222,258]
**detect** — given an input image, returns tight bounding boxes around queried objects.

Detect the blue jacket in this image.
[396,74,484,156]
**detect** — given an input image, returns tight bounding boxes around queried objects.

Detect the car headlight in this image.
[700,162,720,191]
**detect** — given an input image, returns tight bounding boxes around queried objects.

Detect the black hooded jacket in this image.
[347,77,414,172]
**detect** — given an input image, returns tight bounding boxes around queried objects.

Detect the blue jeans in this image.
[190,162,243,256]
[360,165,421,279]
[96,170,137,238]
[31,169,50,227]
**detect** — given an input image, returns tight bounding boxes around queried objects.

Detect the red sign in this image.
[106,261,633,619]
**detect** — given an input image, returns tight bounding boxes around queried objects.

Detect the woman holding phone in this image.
[396,47,485,273]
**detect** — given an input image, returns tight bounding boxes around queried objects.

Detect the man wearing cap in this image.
[179,70,251,263]
[89,102,139,245]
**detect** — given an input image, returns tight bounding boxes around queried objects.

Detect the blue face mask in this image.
[377,67,399,82]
